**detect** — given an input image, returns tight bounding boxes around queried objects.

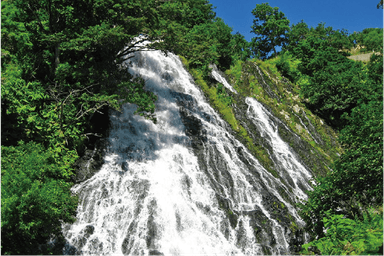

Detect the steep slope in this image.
[63,49,341,255]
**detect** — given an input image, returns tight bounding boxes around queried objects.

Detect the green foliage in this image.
[160,17,234,70]
[284,20,309,53]
[336,95,383,203]
[299,89,383,243]
[184,19,226,68]
[1,0,161,253]
[1,142,78,255]
[301,209,383,255]
[250,3,290,59]
[152,0,215,59]
[229,32,251,62]
[280,22,382,233]
[349,28,383,53]
[2,0,159,147]
[152,0,241,70]
[156,0,215,30]
[286,22,352,66]
[302,52,366,128]
[283,22,376,129]
[118,77,158,123]
[367,53,383,85]
[3,1,382,254]
[237,5,383,255]
[266,51,302,83]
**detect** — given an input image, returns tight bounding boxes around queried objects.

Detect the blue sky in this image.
[208,0,383,42]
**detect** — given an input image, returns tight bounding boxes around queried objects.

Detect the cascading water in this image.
[63,49,312,255]
[210,64,237,94]
[245,97,313,200]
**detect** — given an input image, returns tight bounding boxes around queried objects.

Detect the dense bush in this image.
[1,142,77,255]
[301,209,383,255]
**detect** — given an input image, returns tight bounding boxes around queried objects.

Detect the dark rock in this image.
[73,138,108,183]
[84,225,95,239]
[121,222,137,255]
[149,249,164,255]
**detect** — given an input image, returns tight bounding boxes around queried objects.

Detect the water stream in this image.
[63,49,312,255]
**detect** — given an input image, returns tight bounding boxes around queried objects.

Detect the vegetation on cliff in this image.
[249,3,383,255]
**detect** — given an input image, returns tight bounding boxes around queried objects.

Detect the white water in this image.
[245,97,313,200]
[210,64,237,94]
[63,49,312,255]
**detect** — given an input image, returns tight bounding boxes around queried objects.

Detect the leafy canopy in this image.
[250,3,290,59]
[1,142,78,255]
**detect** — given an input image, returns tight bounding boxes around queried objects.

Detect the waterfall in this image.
[210,64,237,93]
[63,49,312,255]
[245,97,313,200]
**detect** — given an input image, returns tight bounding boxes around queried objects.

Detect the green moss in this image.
[225,57,343,177]
[287,214,299,233]
[254,58,282,80]
[179,55,189,69]
[290,220,298,233]
[182,57,278,177]
[183,54,342,179]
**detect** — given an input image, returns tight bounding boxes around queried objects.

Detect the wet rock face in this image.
[64,50,321,255]
[149,249,164,255]
[172,90,208,151]
[73,138,108,183]
[174,81,307,254]
[73,106,111,184]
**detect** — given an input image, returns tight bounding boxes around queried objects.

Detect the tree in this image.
[367,51,383,84]
[157,0,215,29]
[298,47,383,245]
[299,48,366,128]
[299,93,383,243]
[250,3,290,59]
[1,0,161,252]
[1,142,78,255]
[284,20,309,52]
[284,23,361,129]
[153,1,237,70]
[1,0,159,148]
[229,32,251,62]
[293,36,356,127]
[289,23,351,59]
[350,28,383,53]
[0,1,30,145]
[175,18,229,68]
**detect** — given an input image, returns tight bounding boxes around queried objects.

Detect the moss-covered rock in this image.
[225,58,342,177]
[179,54,341,254]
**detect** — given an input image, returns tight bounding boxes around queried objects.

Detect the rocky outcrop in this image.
[73,138,108,183]
[73,106,111,183]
